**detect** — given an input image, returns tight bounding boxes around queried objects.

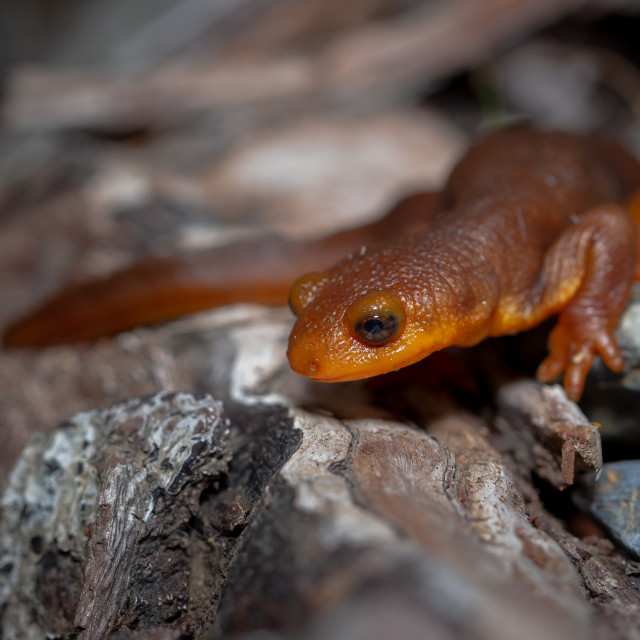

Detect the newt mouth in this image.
[286,342,428,383]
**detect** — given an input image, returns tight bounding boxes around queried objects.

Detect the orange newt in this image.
[4,128,640,401]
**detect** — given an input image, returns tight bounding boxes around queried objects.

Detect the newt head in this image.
[286,240,492,382]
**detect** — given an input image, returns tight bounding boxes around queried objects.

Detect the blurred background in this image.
[1,0,640,327]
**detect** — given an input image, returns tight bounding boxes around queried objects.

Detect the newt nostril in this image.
[308,359,320,373]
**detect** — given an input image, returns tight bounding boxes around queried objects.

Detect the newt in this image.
[4,128,640,401]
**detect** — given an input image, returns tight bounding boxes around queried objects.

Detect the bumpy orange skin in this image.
[288,128,640,401]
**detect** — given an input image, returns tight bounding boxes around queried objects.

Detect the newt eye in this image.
[347,291,405,347]
[355,313,398,345]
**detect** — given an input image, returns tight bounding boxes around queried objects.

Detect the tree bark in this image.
[1,298,640,639]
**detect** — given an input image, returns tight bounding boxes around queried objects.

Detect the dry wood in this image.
[495,380,602,487]
[0,302,639,638]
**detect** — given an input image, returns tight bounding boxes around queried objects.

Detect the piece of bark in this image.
[0,300,632,640]
[494,380,602,488]
[0,337,189,485]
[0,387,301,638]
[0,388,595,639]
[428,412,584,592]
[211,411,591,640]
[1,301,639,639]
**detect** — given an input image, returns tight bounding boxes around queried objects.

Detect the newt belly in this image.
[4,128,640,401]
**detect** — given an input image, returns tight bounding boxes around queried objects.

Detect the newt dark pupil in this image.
[355,313,398,346]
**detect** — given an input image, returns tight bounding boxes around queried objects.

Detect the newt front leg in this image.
[535,205,637,401]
